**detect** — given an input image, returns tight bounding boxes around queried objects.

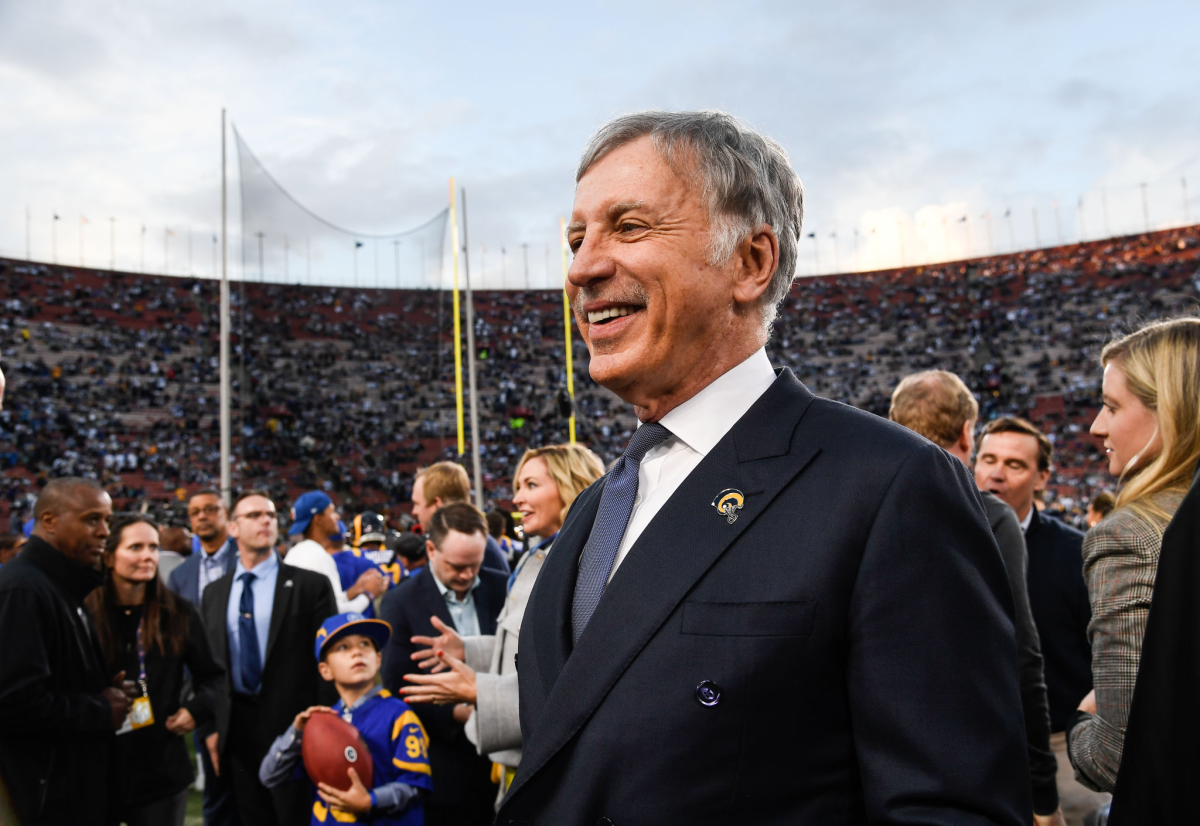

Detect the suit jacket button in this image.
[695,680,722,707]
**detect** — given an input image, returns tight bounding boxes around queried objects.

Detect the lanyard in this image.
[135,621,149,697]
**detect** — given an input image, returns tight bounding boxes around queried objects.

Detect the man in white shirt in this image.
[284,490,385,614]
[499,110,1031,826]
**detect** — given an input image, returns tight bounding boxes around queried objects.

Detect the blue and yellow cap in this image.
[314,612,392,662]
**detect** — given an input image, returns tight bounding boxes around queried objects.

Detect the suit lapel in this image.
[417,567,455,631]
[513,369,820,796]
[206,572,234,669]
[264,560,294,667]
[528,479,606,697]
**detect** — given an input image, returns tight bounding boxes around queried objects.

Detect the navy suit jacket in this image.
[499,369,1031,826]
[379,564,507,806]
[166,537,238,609]
[1024,507,1091,732]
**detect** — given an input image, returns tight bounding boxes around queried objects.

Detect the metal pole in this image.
[559,218,576,443]
[461,188,484,510]
[220,108,232,507]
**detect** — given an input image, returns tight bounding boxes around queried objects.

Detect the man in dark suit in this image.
[201,490,336,826]
[167,489,239,826]
[498,111,1030,825]
[380,503,507,825]
[975,418,1101,824]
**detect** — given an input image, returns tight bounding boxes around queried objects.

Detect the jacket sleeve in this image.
[471,671,522,754]
[180,600,226,728]
[0,588,113,736]
[990,500,1058,815]
[166,559,189,603]
[1068,514,1160,792]
[379,588,461,745]
[462,634,497,672]
[848,444,1030,825]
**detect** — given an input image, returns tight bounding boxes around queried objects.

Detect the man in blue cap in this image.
[285,491,386,615]
[259,612,433,825]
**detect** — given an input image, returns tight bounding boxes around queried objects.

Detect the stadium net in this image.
[234,124,448,289]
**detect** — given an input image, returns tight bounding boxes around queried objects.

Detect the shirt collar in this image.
[655,347,777,457]
[339,684,384,713]
[432,570,480,601]
[1020,506,1035,533]
[234,550,279,579]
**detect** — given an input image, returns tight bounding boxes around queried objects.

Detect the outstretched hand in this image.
[411,616,464,672]
[401,649,477,706]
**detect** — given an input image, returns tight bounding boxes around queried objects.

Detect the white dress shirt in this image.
[608,347,776,581]
[284,539,371,614]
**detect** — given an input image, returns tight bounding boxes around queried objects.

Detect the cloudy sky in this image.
[1,0,1197,288]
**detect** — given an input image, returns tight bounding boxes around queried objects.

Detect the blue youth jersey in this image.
[333,550,388,618]
[310,690,433,826]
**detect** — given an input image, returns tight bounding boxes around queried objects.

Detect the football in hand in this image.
[301,711,374,791]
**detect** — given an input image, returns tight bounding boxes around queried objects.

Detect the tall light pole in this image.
[460,188,484,510]
[220,108,231,506]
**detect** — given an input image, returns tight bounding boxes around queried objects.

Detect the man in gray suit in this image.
[890,370,1063,826]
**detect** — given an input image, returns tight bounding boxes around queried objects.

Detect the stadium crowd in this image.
[1,208,1199,826]
[2,224,1197,535]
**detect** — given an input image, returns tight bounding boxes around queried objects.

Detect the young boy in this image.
[259,612,433,824]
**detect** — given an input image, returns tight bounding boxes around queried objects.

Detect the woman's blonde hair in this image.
[513,443,606,525]
[1101,317,1200,525]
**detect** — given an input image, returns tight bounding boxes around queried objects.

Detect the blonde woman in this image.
[401,443,605,804]
[1068,317,1200,792]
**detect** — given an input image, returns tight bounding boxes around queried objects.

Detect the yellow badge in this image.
[129,695,155,730]
[711,489,745,524]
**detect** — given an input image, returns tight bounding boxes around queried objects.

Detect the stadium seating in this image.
[2,224,1197,531]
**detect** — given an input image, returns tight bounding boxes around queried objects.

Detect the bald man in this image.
[0,477,138,825]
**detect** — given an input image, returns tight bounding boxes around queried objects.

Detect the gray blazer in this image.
[464,541,551,767]
[1068,491,1183,791]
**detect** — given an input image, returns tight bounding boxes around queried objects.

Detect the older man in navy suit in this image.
[498,111,1031,826]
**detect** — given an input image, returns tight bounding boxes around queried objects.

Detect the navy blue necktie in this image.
[238,572,263,693]
[572,423,671,644]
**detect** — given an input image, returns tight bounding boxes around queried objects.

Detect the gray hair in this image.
[575,110,804,327]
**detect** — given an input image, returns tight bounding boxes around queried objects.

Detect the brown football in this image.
[301,711,374,792]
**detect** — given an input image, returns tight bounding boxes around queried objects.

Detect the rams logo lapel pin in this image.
[712,489,745,524]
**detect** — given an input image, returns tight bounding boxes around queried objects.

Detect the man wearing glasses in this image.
[168,489,241,826]
[201,490,337,826]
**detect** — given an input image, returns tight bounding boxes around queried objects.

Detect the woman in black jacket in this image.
[85,513,225,826]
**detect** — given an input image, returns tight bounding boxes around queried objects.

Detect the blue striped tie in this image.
[572,423,671,644]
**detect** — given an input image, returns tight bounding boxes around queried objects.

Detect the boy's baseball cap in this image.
[314,612,392,662]
[289,491,333,536]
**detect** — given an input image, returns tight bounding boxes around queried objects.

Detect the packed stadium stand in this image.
[3,224,1198,532]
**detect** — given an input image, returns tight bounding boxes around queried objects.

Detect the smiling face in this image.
[1091,361,1160,477]
[107,521,160,585]
[566,136,772,421]
[319,633,381,687]
[512,456,566,539]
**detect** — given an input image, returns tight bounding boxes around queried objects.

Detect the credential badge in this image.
[711,489,745,524]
